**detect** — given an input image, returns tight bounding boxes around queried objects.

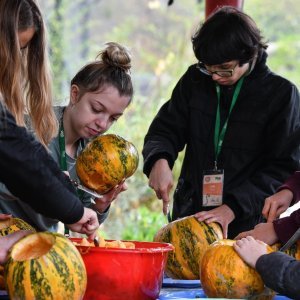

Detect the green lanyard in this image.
[58,119,85,199]
[59,118,85,236]
[59,122,68,171]
[214,77,244,168]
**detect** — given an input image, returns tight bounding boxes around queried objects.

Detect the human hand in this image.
[262,189,293,222]
[94,180,128,213]
[0,213,12,220]
[233,236,268,268]
[235,222,278,245]
[66,207,99,239]
[194,204,235,238]
[0,230,32,264]
[148,159,173,215]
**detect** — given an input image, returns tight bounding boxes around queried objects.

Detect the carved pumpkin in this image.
[153,216,223,279]
[5,232,87,300]
[200,239,275,299]
[76,134,139,194]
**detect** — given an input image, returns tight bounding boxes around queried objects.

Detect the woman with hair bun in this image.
[0,42,134,232]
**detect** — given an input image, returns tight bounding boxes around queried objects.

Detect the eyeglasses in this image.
[197,62,238,78]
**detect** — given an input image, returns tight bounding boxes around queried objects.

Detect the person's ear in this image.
[70,84,80,105]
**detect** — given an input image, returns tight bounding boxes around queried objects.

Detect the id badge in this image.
[202,169,224,206]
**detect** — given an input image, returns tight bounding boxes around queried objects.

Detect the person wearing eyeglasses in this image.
[142,6,300,239]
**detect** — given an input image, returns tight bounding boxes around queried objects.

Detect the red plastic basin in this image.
[71,238,174,300]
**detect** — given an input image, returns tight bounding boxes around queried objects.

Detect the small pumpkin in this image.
[0,217,35,236]
[200,239,275,299]
[76,134,139,194]
[153,216,223,279]
[5,232,87,300]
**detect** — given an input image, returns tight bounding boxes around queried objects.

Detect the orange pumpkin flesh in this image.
[76,134,139,194]
[200,239,275,299]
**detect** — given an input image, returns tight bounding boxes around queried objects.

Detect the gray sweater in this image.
[0,106,109,231]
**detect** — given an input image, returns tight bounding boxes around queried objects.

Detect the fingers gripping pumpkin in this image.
[76,134,139,194]
[200,239,275,299]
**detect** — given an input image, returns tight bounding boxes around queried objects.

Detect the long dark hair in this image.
[192,6,268,65]
[0,0,57,146]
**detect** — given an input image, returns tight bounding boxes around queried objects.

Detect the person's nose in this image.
[212,73,222,81]
[95,115,110,131]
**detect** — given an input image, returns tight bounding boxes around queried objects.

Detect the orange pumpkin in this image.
[200,239,275,299]
[154,216,223,279]
[0,217,35,236]
[5,232,87,299]
[76,134,139,194]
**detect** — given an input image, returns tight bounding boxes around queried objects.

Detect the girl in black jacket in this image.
[0,0,99,259]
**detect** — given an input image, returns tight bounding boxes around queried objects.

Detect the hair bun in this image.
[97,42,131,73]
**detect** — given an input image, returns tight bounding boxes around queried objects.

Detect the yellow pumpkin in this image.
[200,239,275,299]
[76,134,139,194]
[154,216,223,279]
[0,217,35,236]
[5,232,87,300]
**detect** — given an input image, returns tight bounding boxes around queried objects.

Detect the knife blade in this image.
[71,180,103,198]
[279,227,300,252]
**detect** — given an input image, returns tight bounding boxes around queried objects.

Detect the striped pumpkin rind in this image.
[153,216,223,279]
[76,134,139,194]
[5,232,87,300]
[271,240,300,259]
[0,218,35,236]
[200,239,275,299]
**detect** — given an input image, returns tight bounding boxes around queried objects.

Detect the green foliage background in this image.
[39,0,300,240]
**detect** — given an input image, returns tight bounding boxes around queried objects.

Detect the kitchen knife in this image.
[71,180,103,198]
[279,227,300,252]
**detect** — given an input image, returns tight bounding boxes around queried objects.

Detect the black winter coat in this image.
[143,52,300,238]
[0,105,84,224]
[256,252,300,299]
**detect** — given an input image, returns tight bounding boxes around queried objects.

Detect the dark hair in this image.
[71,42,133,103]
[192,6,268,65]
[18,0,41,31]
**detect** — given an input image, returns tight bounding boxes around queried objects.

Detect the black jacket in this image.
[143,52,300,238]
[256,252,300,299]
[0,105,84,225]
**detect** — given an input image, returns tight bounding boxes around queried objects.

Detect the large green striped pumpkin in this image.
[200,239,275,299]
[153,216,223,279]
[5,232,87,300]
[0,217,35,236]
[76,134,139,194]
